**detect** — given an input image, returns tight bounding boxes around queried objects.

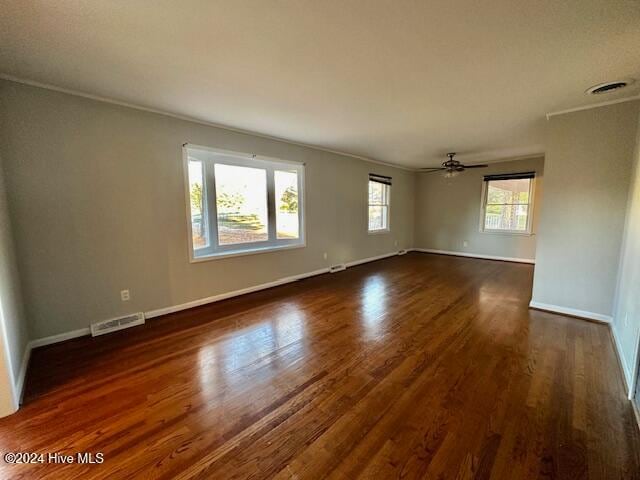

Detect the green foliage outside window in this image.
[279,186,298,213]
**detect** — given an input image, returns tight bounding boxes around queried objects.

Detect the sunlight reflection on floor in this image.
[359,275,389,341]
[197,303,308,397]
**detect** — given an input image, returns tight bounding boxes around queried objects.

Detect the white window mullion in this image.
[205,160,219,249]
[266,167,277,243]
[297,166,305,244]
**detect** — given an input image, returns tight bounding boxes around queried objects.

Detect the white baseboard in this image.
[610,324,634,398]
[529,302,633,401]
[633,399,640,430]
[28,251,405,352]
[528,301,613,324]
[15,343,32,405]
[413,248,535,264]
[145,267,331,319]
[345,251,399,268]
[629,333,640,401]
[15,326,92,403]
[29,327,91,349]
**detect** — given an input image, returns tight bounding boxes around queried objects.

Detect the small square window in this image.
[481,174,534,234]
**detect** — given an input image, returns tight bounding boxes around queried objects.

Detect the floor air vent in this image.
[91,312,145,337]
[329,264,347,273]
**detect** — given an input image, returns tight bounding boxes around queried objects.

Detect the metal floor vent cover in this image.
[329,264,347,273]
[91,312,145,336]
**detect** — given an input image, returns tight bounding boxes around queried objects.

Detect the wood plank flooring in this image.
[0,252,638,479]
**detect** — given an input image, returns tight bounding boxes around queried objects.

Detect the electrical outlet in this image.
[323,252,328,260]
[463,240,468,248]
[120,289,130,302]
[394,240,399,247]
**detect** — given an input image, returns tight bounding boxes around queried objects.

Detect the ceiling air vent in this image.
[586,80,633,95]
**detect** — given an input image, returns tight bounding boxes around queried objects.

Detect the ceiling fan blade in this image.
[419,168,446,172]
[462,164,489,169]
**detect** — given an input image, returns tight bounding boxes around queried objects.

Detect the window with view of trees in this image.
[368,174,391,232]
[185,145,305,260]
[481,173,534,234]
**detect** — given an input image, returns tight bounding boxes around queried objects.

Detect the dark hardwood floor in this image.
[0,253,638,479]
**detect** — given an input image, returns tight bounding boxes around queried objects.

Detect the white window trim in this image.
[367,179,391,234]
[183,144,306,262]
[479,176,536,236]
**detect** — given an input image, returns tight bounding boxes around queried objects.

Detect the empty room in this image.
[0,1,639,479]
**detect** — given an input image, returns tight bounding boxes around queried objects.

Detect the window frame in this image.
[183,144,306,262]
[367,178,391,234]
[480,175,535,236]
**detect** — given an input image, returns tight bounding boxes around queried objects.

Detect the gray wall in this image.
[612,108,640,391]
[414,156,544,260]
[0,153,29,414]
[532,100,640,317]
[0,80,415,339]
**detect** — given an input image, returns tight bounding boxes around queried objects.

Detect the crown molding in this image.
[546,95,640,120]
[0,73,416,172]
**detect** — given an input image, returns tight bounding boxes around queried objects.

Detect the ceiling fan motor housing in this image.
[421,153,487,174]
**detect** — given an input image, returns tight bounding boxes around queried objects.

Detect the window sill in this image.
[368,229,391,235]
[480,230,534,237]
[190,242,306,263]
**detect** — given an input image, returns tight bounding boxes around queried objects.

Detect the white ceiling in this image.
[1,1,639,168]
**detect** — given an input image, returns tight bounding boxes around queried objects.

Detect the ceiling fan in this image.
[420,153,488,177]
